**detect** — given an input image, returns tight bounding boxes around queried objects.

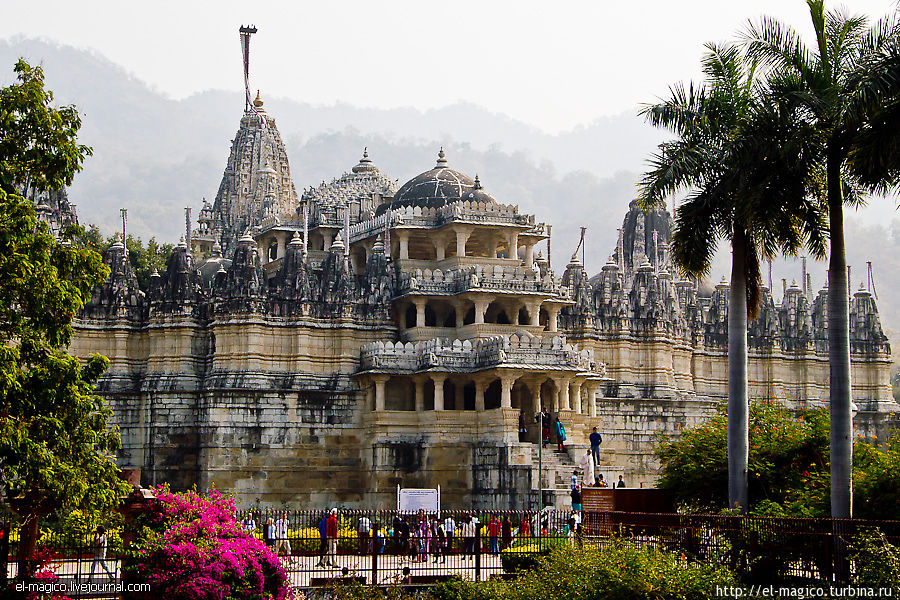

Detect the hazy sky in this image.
[3,0,898,133]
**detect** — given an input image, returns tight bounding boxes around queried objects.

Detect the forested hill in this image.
[3,38,899,348]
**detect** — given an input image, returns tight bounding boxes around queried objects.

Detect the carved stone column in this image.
[473,297,491,324]
[571,380,583,415]
[454,226,473,257]
[413,297,426,328]
[431,373,447,411]
[474,379,486,412]
[414,378,425,412]
[397,230,410,260]
[373,375,388,411]
[500,375,515,409]
[546,305,561,332]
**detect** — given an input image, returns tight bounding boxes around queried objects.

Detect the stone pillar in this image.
[524,243,535,268]
[414,379,425,412]
[276,234,287,260]
[475,379,486,411]
[434,237,446,261]
[414,298,426,328]
[525,300,541,326]
[532,385,542,414]
[588,385,598,418]
[397,230,410,260]
[555,377,570,411]
[455,300,465,328]
[455,227,472,257]
[473,298,490,324]
[322,230,334,250]
[571,380,583,415]
[552,380,560,412]
[486,235,498,259]
[432,374,446,411]
[374,376,387,411]
[546,305,560,332]
[500,376,514,409]
[507,232,519,260]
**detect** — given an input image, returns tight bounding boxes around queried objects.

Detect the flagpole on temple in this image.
[239,25,257,113]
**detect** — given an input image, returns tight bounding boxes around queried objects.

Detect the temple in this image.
[67,92,897,510]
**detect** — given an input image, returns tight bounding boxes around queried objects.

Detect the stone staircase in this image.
[531,445,578,508]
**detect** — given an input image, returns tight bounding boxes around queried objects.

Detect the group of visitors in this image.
[534,408,568,451]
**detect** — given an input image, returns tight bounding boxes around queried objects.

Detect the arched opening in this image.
[539,308,549,328]
[424,304,437,327]
[268,242,278,261]
[385,377,414,411]
[484,379,502,410]
[463,304,475,325]
[404,304,417,329]
[424,379,435,411]
[486,301,511,325]
[511,381,530,411]
[540,379,556,412]
[518,307,530,326]
[443,307,457,327]
[463,381,476,410]
[444,380,457,410]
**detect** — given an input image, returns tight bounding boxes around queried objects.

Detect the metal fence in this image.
[4,509,900,596]
[235,508,578,588]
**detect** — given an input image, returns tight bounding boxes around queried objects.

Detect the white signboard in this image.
[397,486,440,513]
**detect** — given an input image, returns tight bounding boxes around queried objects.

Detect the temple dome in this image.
[375,148,494,215]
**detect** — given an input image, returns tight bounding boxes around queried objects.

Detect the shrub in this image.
[124,487,291,600]
[433,542,736,600]
[851,529,900,590]
[500,536,570,572]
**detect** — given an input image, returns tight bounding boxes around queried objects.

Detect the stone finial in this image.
[330,231,345,253]
[253,90,264,108]
[372,234,385,254]
[211,241,222,257]
[473,174,483,190]
[435,147,448,168]
[716,275,729,289]
[289,231,303,247]
[239,230,255,245]
[176,236,187,250]
[109,238,125,252]
[352,147,378,173]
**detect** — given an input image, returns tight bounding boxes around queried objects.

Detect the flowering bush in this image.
[124,487,291,600]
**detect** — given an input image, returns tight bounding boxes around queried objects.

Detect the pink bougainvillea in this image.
[125,487,290,600]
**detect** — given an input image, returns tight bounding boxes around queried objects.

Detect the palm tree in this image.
[745,0,900,519]
[639,43,827,511]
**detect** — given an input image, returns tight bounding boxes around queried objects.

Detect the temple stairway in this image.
[531,446,577,508]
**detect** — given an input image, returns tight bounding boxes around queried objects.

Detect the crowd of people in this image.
[239,508,588,568]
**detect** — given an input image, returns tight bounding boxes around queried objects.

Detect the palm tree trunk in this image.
[728,229,749,512]
[827,151,853,520]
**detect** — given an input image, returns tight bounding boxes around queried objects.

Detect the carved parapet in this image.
[358,333,601,375]
[397,264,569,298]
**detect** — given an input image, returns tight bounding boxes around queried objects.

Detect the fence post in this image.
[371,532,377,586]
[475,527,481,582]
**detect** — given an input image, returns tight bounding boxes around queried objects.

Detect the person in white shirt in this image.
[459,516,476,560]
[88,526,115,580]
[357,514,371,555]
[443,515,456,554]
[274,512,293,559]
[241,514,257,534]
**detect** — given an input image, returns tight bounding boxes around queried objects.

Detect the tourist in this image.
[391,515,402,554]
[274,512,292,560]
[597,473,608,488]
[501,515,513,550]
[372,522,385,554]
[519,514,530,539]
[401,566,412,585]
[555,418,567,451]
[487,513,501,554]
[416,515,431,562]
[443,514,456,554]
[264,517,275,546]
[325,508,339,567]
[240,513,257,534]
[398,517,411,557]
[540,409,551,447]
[88,526,115,580]
[571,485,582,511]
[460,515,476,560]
[579,448,594,487]
[589,426,603,466]
[357,513,371,555]
[433,517,446,563]
[315,511,329,567]
[570,469,578,490]
[617,475,626,488]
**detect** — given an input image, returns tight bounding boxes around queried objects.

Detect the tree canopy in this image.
[0,59,127,571]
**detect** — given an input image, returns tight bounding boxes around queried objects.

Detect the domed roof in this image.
[375,148,495,215]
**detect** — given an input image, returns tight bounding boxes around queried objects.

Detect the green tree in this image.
[639,43,827,511]
[84,225,174,289]
[745,0,900,519]
[0,60,128,575]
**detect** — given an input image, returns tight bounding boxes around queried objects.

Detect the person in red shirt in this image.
[325,508,340,567]
[488,514,501,554]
